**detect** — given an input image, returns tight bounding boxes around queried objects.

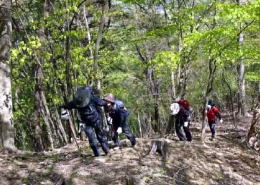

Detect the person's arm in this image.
[92,95,107,106]
[59,101,76,110]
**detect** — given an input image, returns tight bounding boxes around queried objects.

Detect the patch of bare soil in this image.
[0,116,259,185]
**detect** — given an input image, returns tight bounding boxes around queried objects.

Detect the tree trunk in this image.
[170,71,176,99]
[93,0,109,88]
[145,66,161,133]
[135,45,156,135]
[201,58,217,142]
[222,70,237,128]
[32,111,44,151]
[237,0,246,117]
[34,68,54,149]
[33,0,55,150]
[141,111,155,137]
[83,5,94,59]
[257,82,260,106]
[137,113,142,138]
[54,109,68,144]
[0,0,16,151]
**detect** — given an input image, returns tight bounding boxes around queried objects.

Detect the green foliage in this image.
[246,71,260,81]
[150,51,179,77]
[9,0,260,148]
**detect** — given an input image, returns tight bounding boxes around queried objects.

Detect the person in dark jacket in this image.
[175,98,192,141]
[206,100,223,140]
[103,93,136,147]
[60,86,110,157]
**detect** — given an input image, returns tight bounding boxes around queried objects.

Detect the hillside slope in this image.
[0,116,259,185]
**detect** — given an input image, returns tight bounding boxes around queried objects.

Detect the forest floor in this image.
[0,114,260,185]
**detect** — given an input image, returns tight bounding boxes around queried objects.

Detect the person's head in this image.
[103,93,115,109]
[208,99,215,106]
[207,105,212,110]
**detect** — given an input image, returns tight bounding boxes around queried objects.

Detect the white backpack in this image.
[170,103,180,115]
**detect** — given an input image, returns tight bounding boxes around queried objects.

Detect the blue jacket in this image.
[108,99,129,126]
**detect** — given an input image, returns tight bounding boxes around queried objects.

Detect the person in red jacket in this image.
[206,101,223,140]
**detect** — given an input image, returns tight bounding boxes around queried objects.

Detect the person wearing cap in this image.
[59,86,110,157]
[206,100,223,140]
[103,93,136,147]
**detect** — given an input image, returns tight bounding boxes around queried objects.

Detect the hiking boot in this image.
[105,151,112,157]
[131,138,136,147]
[210,135,215,141]
[91,146,100,157]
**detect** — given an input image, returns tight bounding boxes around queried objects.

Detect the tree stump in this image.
[149,139,170,159]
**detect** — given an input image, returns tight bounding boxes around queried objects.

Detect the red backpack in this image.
[178,99,190,110]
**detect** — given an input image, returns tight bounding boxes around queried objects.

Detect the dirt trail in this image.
[0,116,259,185]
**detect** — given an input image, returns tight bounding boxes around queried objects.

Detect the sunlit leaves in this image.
[150,51,179,70]
[245,71,260,81]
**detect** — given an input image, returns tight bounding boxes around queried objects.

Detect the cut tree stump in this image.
[149,139,170,159]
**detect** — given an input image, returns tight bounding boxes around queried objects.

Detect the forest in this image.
[0,0,260,184]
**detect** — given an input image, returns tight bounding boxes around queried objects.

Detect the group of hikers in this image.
[59,85,223,157]
[59,86,136,157]
[170,98,223,142]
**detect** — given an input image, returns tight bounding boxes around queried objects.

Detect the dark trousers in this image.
[84,121,109,156]
[175,117,192,141]
[112,123,136,146]
[208,121,216,137]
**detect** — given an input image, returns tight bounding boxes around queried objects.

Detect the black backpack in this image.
[74,86,92,108]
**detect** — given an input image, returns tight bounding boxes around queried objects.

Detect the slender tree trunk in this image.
[32,111,44,151]
[145,66,161,133]
[54,109,68,144]
[33,0,55,150]
[257,82,260,106]
[93,0,109,88]
[142,111,155,137]
[63,37,76,141]
[137,113,142,138]
[143,44,161,133]
[135,45,156,135]
[237,54,246,116]
[34,65,54,149]
[0,0,16,151]
[83,5,93,58]
[201,58,217,142]
[237,0,246,117]
[222,70,237,128]
[170,71,176,99]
